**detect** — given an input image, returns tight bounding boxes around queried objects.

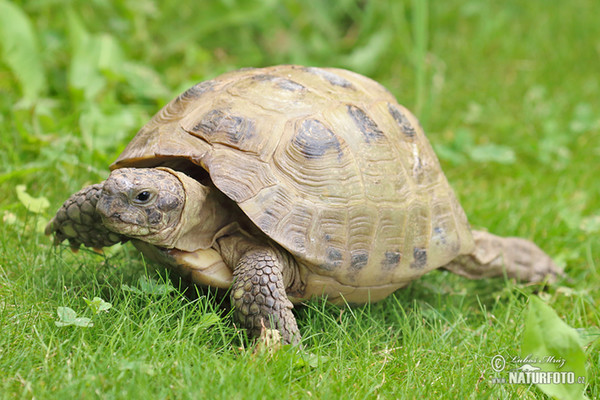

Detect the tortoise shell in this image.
[112,65,474,302]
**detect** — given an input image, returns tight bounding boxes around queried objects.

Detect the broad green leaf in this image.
[433,128,474,165]
[118,360,156,376]
[343,31,392,74]
[68,38,105,99]
[121,62,170,99]
[122,276,175,296]
[121,284,144,295]
[295,351,330,369]
[67,11,124,100]
[35,219,49,234]
[16,185,50,213]
[453,128,476,151]
[3,212,17,225]
[569,103,595,134]
[433,144,468,165]
[0,0,47,99]
[558,209,582,231]
[71,317,94,328]
[138,276,176,296]
[468,143,516,164]
[66,9,96,97]
[103,242,126,258]
[537,120,571,169]
[55,306,77,326]
[84,297,113,315]
[522,296,588,400]
[79,104,138,153]
[97,33,125,77]
[282,347,330,369]
[198,313,221,329]
[55,306,93,328]
[579,215,600,234]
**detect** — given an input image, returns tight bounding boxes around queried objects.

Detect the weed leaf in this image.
[468,143,516,164]
[122,276,176,296]
[55,307,93,328]
[282,347,330,369]
[84,297,113,315]
[138,276,176,295]
[121,284,144,295]
[16,185,50,213]
[0,0,47,99]
[343,31,392,74]
[118,360,156,376]
[3,212,17,225]
[579,215,600,234]
[522,296,588,400]
[198,312,221,329]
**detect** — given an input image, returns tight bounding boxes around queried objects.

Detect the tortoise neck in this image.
[164,169,240,252]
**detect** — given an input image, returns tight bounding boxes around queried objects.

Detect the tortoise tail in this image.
[443,230,562,283]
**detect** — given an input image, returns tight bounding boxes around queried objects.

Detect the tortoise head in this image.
[97,168,185,246]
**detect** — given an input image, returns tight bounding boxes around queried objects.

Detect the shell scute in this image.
[113,65,474,291]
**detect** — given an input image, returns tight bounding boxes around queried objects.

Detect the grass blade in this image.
[411,0,428,115]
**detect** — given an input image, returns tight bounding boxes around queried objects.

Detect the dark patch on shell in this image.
[178,80,215,102]
[293,119,342,159]
[305,67,355,89]
[381,250,401,270]
[410,247,428,269]
[350,250,369,270]
[252,74,305,91]
[321,247,343,271]
[193,109,255,144]
[433,227,447,245]
[327,247,343,262]
[388,103,416,138]
[347,104,385,142]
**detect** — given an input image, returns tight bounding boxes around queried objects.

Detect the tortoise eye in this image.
[134,191,152,203]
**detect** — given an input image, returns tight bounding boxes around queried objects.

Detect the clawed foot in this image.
[45,183,127,251]
[253,319,283,355]
[230,248,302,346]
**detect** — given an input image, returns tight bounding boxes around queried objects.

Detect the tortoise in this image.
[46,65,560,344]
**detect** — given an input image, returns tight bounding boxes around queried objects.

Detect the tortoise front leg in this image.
[230,248,301,345]
[45,183,128,250]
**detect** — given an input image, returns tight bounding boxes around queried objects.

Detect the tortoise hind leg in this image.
[230,248,301,345]
[443,230,562,283]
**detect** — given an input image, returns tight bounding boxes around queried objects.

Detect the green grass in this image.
[1,0,598,398]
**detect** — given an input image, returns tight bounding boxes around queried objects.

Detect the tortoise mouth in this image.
[96,167,188,248]
[103,216,152,237]
[97,196,152,237]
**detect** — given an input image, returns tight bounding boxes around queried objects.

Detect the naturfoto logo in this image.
[490,354,586,385]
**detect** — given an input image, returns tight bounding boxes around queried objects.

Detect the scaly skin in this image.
[230,248,301,345]
[444,230,561,283]
[46,168,561,348]
[45,183,128,250]
[47,169,303,346]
